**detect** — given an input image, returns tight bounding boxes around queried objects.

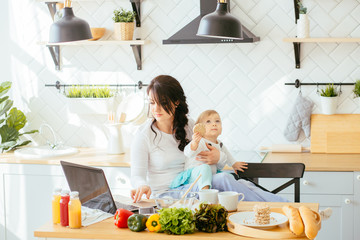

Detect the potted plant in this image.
[353,80,360,102]
[319,84,339,115]
[64,86,116,115]
[296,0,309,38]
[112,8,135,40]
[0,81,38,152]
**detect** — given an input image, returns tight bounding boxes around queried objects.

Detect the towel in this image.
[284,94,314,141]
[81,206,113,226]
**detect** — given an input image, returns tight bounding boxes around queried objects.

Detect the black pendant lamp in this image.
[197,0,243,39]
[49,0,92,43]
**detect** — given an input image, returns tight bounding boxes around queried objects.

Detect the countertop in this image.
[2,148,360,171]
[34,201,319,240]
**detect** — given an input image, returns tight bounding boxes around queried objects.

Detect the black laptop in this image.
[60,161,138,214]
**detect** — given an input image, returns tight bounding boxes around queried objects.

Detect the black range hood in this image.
[163,0,260,45]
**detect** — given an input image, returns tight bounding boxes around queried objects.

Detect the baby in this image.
[170,110,248,190]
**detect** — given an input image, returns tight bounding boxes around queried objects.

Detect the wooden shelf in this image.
[284,38,360,43]
[38,40,148,46]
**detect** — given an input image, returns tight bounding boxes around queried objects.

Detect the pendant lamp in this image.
[49,0,92,43]
[197,0,243,39]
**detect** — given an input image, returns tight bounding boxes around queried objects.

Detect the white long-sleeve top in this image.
[184,138,237,174]
[130,119,194,192]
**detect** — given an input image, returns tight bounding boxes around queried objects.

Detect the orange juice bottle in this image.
[52,187,62,224]
[68,191,82,229]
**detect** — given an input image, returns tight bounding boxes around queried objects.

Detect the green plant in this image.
[0,81,38,152]
[112,8,135,23]
[66,86,114,98]
[320,84,338,97]
[297,0,307,14]
[353,80,360,98]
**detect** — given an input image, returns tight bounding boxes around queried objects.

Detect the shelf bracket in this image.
[130,0,141,27]
[293,42,300,69]
[293,0,299,24]
[131,44,142,70]
[47,45,61,70]
[45,2,57,21]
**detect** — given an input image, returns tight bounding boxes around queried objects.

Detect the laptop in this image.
[60,161,140,214]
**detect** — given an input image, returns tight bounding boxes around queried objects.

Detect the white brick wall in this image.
[2,0,360,151]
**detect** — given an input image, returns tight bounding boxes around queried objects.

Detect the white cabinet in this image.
[0,163,132,240]
[259,171,355,240]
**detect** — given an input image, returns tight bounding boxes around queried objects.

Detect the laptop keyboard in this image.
[114,201,139,211]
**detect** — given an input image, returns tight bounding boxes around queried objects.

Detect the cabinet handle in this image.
[344,199,351,204]
[357,175,360,181]
[116,176,126,184]
[303,180,309,185]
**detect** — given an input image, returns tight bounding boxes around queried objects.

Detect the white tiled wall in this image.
[2,0,360,151]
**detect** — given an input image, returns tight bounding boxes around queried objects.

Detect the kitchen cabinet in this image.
[0,163,131,240]
[259,171,355,240]
[38,0,146,70]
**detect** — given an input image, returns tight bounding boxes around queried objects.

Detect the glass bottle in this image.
[60,189,70,227]
[52,187,62,224]
[68,191,82,229]
[54,3,64,22]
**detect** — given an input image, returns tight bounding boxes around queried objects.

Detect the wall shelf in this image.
[40,0,144,70]
[39,40,148,70]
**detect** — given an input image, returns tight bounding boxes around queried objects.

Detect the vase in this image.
[297,14,309,38]
[320,96,338,115]
[114,22,134,40]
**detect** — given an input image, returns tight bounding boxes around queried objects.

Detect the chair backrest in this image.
[233,163,305,202]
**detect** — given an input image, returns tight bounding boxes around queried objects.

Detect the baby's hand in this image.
[232,162,248,174]
[192,132,202,143]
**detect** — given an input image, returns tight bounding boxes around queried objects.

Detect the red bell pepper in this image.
[114,208,134,228]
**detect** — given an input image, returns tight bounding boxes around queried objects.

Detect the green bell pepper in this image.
[127,214,148,232]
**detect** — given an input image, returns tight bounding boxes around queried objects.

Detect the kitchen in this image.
[1,0,360,239]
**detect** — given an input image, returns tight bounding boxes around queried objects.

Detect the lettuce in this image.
[194,203,228,233]
[159,208,195,235]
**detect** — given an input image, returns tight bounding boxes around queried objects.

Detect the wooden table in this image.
[34,202,319,240]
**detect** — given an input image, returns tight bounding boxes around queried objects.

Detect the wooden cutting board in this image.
[310,114,360,153]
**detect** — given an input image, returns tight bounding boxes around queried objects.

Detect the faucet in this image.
[39,123,59,149]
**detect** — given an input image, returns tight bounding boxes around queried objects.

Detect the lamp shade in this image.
[49,7,92,43]
[197,1,243,39]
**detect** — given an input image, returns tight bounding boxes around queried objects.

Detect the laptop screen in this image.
[60,161,117,214]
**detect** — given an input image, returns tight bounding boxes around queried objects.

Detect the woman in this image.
[130,75,286,203]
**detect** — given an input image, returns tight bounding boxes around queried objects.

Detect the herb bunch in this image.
[66,86,113,98]
[320,84,338,97]
[194,203,228,233]
[353,80,360,98]
[297,0,307,14]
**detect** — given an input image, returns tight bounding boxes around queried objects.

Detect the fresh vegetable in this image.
[159,208,195,235]
[114,208,134,228]
[146,214,161,232]
[194,203,228,233]
[127,214,148,232]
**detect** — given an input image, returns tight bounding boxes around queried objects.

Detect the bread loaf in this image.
[299,206,320,239]
[282,205,304,235]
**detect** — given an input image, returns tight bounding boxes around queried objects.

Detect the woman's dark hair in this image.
[147,75,190,151]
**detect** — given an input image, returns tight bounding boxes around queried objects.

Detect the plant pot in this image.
[320,96,338,115]
[297,14,309,38]
[114,22,134,40]
[65,97,115,115]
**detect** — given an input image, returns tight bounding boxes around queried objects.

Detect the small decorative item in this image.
[112,8,135,40]
[319,84,339,115]
[296,0,309,38]
[353,80,360,103]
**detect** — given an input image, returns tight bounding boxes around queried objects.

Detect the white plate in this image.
[229,211,288,229]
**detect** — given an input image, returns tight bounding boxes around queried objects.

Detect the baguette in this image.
[282,205,304,235]
[299,206,320,239]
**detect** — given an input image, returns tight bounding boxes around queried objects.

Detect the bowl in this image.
[89,28,105,41]
[153,190,199,209]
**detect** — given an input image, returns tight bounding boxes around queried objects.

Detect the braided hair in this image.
[147,75,190,151]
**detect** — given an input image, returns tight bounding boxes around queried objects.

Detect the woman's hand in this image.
[196,143,220,164]
[232,161,248,174]
[130,185,152,203]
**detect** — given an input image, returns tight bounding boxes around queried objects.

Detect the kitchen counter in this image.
[34,201,319,240]
[2,148,360,171]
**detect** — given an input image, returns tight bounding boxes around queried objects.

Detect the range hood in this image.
[163,0,260,45]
